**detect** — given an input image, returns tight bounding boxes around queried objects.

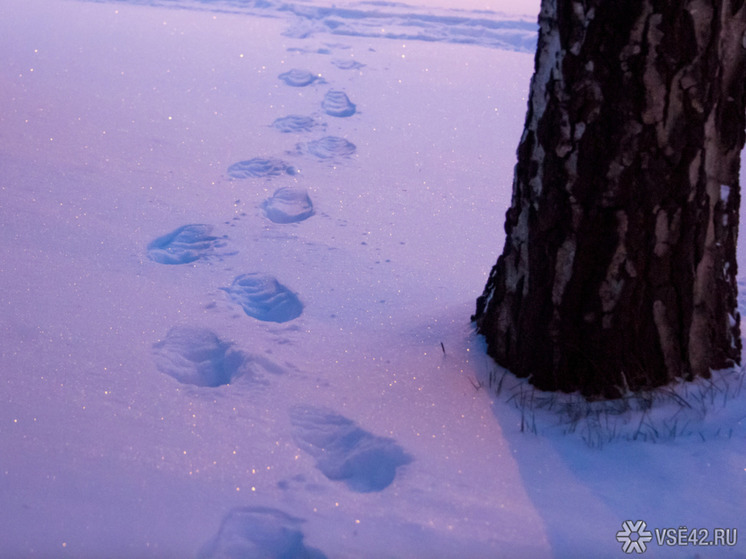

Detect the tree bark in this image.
[474,0,746,398]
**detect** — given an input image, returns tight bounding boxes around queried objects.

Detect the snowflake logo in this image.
[616,520,653,553]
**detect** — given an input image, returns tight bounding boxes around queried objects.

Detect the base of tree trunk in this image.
[474,0,746,399]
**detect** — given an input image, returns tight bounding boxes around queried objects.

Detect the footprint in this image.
[331,59,365,70]
[227,158,297,179]
[152,326,247,387]
[153,326,286,387]
[198,507,327,559]
[306,136,356,160]
[262,187,315,224]
[321,90,356,117]
[278,68,325,87]
[289,405,412,493]
[271,115,320,133]
[147,224,230,265]
[222,273,303,323]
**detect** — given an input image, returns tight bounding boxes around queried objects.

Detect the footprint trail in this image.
[272,115,320,133]
[147,224,231,265]
[198,507,327,559]
[331,59,366,70]
[153,326,286,386]
[306,136,356,159]
[152,326,246,387]
[222,273,303,323]
[262,187,315,224]
[278,68,324,87]
[321,90,356,117]
[289,405,412,493]
[227,158,297,179]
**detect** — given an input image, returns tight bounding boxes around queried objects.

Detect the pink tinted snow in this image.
[1,0,744,558]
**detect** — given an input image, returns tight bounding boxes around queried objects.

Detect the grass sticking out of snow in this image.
[485,365,746,448]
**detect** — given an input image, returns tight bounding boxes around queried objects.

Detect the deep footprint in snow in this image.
[271,115,319,133]
[152,326,247,387]
[222,273,303,323]
[306,136,356,159]
[198,507,327,559]
[289,405,412,493]
[227,158,297,179]
[278,68,324,87]
[321,90,356,117]
[153,326,285,387]
[262,187,314,224]
[332,59,366,70]
[147,224,230,265]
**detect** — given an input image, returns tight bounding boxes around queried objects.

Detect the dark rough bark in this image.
[474,0,746,398]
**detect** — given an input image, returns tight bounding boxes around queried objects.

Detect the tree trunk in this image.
[474,0,746,398]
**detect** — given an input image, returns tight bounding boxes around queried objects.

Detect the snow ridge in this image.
[85,0,538,52]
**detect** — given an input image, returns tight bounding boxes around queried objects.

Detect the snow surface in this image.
[1,0,745,557]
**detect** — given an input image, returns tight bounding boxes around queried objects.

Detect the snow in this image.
[1,0,745,558]
[722,184,732,204]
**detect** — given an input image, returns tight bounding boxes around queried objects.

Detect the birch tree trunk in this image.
[474,0,746,398]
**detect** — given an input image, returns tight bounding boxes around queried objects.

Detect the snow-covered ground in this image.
[1,0,744,557]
